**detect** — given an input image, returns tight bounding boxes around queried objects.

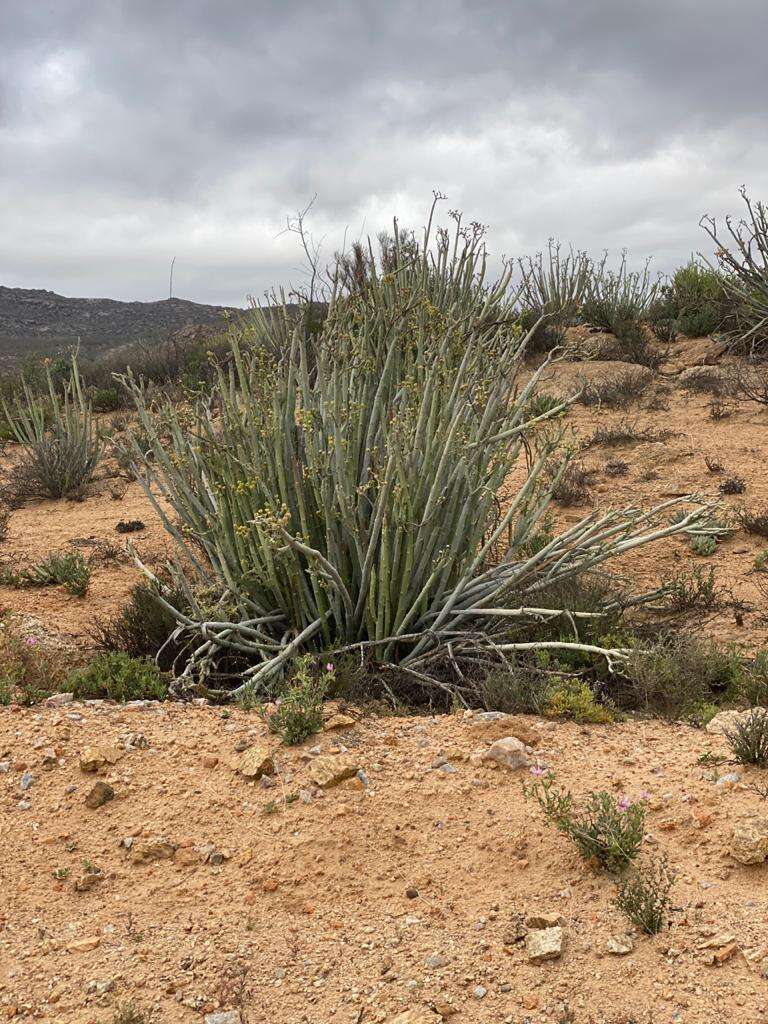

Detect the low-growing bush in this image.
[479,663,554,715]
[65,651,168,702]
[525,770,645,872]
[0,620,70,705]
[615,856,675,934]
[15,550,91,596]
[738,507,768,538]
[647,286,678,343]
[92,578,189,671]
[545,678,613,723]
[724,708,768,767]
[548,460,594,506]
[583,421,674,448]
[663,566,718,614]
[616,635,741,718]
[672,261,726,338]
[718,475,746,495]
[577,368,653,408]
[267,657,332,745]
[690,535,717,556]
[707,397,734,421]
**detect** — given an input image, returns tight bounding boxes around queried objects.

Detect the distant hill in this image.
[0,285,246,365]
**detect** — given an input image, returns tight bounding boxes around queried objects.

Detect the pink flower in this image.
[639,790,652,802]
[530,765,546,777]
[325,662,334,673]
[617,796,631,812]
[24,637,38,647]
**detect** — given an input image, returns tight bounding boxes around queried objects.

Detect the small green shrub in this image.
[268,658,333,745]
[90,387,123,412]
[647,286,679,342]
[690,535,717,557]
[672,261,725,338]
[738,507,768,538]
[480,663,554,715]
[65,652,168,702]
[735,651,768,707]
[663,566,718,613]
[615,856,675,934]
[577,368,653,408]
[525,770,645,872]
[18,550,91,596]
[618,636,741,718]
[545,679,613,723]
[724,708,768,767]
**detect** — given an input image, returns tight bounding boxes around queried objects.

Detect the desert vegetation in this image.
[3,193,768,1024]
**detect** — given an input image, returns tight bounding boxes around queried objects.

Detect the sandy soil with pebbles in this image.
[1,701,768,1023]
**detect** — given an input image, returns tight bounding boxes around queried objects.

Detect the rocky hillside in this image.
[0,285,245,363]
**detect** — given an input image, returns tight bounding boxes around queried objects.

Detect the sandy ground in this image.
[1,701,767,1023]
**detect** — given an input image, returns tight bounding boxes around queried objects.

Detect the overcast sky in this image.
[1,0,767,306]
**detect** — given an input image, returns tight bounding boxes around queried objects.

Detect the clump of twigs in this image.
[724,708,768,767]
[615,857,675,935]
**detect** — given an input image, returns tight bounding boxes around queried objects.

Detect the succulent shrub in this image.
[582,253,660,334]
[516,241,593,353]
[701,188,768,354]
[122,202,709,700]
[1,356,102,500]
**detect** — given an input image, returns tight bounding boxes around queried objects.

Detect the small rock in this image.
[68,936,101,952]
[45,692,74,707]
[84,781,114,809]
[74,870,103,892]
[716,771,742,788]
[79,747,121,773]
[204,1013,241,1024]
[606,933,634,955]
[526,926,564,963]
[19,771,33,792]
[730,817,768,864]
[481,736,531,771]
[308,753,359,788]
[235,745,274,780]
[0,761,10,773]
[707,708,767,735]
[525,912,562,929]
[473,985,487,999]
[129,837,177,863]
[324,713,356,730]
[425,953,448,969]
[387,1010,443,1024]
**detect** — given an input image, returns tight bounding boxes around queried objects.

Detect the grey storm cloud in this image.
[1,0,767,305]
